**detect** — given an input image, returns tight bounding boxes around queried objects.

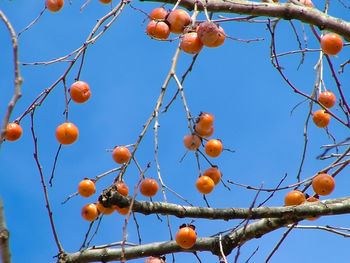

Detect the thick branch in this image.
[100,186,350,220]
[0,197,12,263]
[140,0,350,40]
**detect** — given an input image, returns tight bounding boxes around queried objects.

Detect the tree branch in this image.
[0,196,12,263]
[140,0,350,40]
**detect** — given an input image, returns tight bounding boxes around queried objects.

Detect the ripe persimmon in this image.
[99,0,112,4]
[305,196,320,221]
[112,146,131,164]
[175,225,197,249]
[203,167,222,185]
[180,32,203,54]
[96,201,115,215]
[70,81,91,103]
[195,124,214,138]
[183,133,202,151]
[145,256,165,263]
[321,33,343,56]
[205,26,225,48]
[78,179,96,197]
[312,109,330,128]
[166,9,191,34]
[115,181,129,196]
[284,190,305,206]
[46,0,64,12]
[146,20,170,40]
[55,122,79,145]
[300,0,314,6]
[149,7,168,20]
[205,139,223,158]
[196,112,214,132]
[196,176,215,194]
[318,91,336,108]
[5,122,22,141]
[81,203,98,221]
[140,178,159,197]
[115,206,129,215]
[312,173,335,196]
[197,21,224,47]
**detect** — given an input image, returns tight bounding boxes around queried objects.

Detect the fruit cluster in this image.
[146,7,226,54]
[312,90,336,128]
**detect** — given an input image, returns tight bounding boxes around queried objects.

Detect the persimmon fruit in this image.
[183,133,202,151]
[284,190,305,206]
[175,225,197,249]
[5,122,22,141]
[195,124,214,138]
[203,167,221,185]
[180,32,203,54]
[81,203,98,221]
[70,81,91,103]
[166,9,191,34]
[300,0,314,6]
[312,173,335,196]
[196,176,215,194]
[78,179,96,197]
[114,181,130,214]
[318,91,336,108]
[320,33,343,56]
[140,178,159,197]
[55,122,79,145]
[146,20,170,40]
[149,7,168,20]
[206,26,225,48]
[145,256,165,263]
[46,0,64,12]
[96,201,115,215]
[99,0,112,4]
[312,109,330,128]
[196,112,214,132]
[112,146,131,164]
[205,139,223,158]
[197,22,224,47]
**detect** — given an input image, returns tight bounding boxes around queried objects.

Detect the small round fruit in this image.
[284,190,306,206]
[115,206,129,215]
[149,7,168,20]
[166,9,191,34]
[46,0,64,12]
[196,112,214,132]
[195,124,214,138]
[197,21,222,47]
[320,33,343,56]
[196,176,215,194]
[203,167,221,185]
[205,139,223,158]
[183,133,202,151]
[145,256,165,263]
[146,20,170,40]
[300,0,314,6]
[112,146,131,164]
[115,181,129,196]
[205,26,225,48]
[140,178,159,197]
[78,179,96,198]
[312,173,335,196]
[318,91,336,108]
[180,32,203,54]
[55,122,79,145]
[96,201,115,215]
[312,109,330,128]
[175,225,197,249]
[99,0,112,4]
[306,196,320,221]
[70,81,91,103]
[81,203,98,221]
[5,122,22,141]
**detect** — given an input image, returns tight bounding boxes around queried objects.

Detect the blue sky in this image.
[1,0,350,262]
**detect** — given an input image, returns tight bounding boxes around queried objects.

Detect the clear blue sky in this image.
[1,0,349,262]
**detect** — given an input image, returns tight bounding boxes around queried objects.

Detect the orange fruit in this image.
[5,122,22,141]
[114,181,129,196]
[149,7,168,20]
[284,190,306,206]
[166,9,191,34]
[81,203,98,221]
[99,0,112,4]
[175,225,197,249]
[318,91,336,108]
[180,32,203,54]
[312,173,335,196]
[96,201,115,215]
[139,178,159,197]
[112,146,131,164]
[78,179,96,197]
[300,0,314,6]
[145,256,165,263]
[195,124,214,138]
[196,176,215,194]
[321,33,343,56]
[312,109,330,128]
[70,81,91,103]
[46,0,64,12]
[205,139,223,158]
[183,133,201,151]
[146,20,170,40]
[197,22,223,47]
[203,167,221,185]
[196,112,214,132]
[55,122,79,145]
[205,26,225,48]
